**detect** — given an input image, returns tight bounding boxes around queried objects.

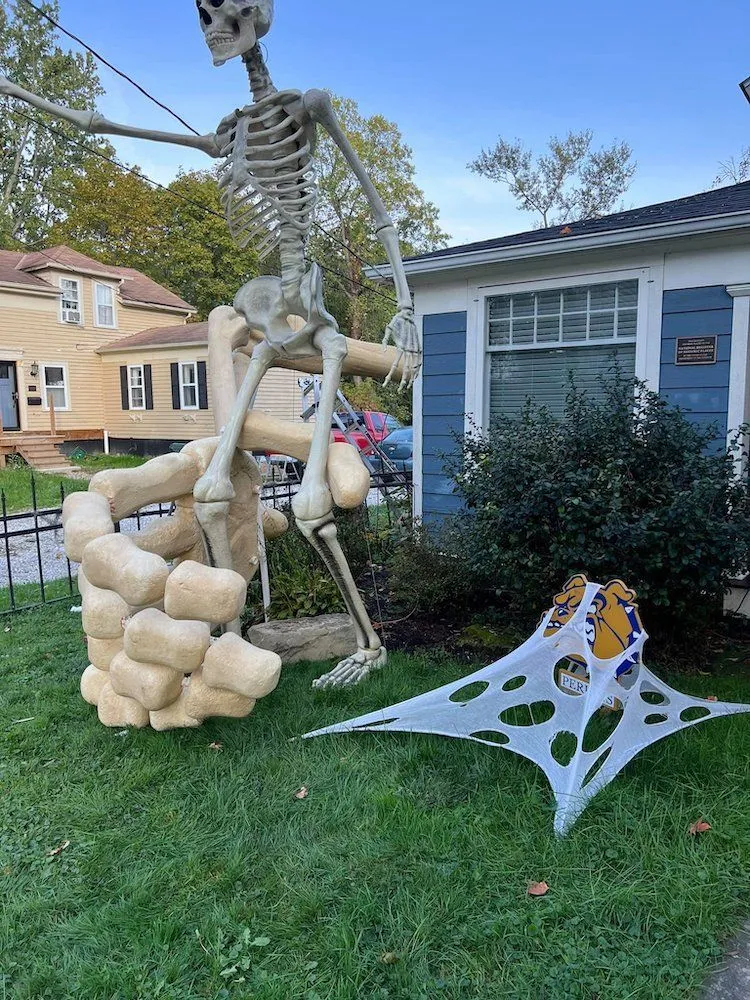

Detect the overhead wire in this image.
[18,0,398,296]
[20,0,200,134]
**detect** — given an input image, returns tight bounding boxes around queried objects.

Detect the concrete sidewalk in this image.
[702,924,750,999]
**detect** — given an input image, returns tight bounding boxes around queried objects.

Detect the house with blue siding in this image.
[370,181,750,524]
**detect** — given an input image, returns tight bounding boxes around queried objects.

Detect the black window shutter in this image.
[170,363,181,410]
[144,365,154,410]
[197,361,209,410]
[120,366,129,410]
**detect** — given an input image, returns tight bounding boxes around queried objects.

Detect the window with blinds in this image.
[488,280,638,348]
[486,279,639,421]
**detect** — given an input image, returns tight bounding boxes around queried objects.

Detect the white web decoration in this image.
[303,579,750,836]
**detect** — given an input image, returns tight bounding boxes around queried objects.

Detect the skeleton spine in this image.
[244,45,308,301]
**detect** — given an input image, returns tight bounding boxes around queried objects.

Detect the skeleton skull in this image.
[196,0,274,67]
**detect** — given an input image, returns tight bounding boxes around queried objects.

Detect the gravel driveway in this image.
[0,509,166,588]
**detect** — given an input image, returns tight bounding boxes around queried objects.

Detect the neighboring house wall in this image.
[0,281,187,436]
[100,348,304,445]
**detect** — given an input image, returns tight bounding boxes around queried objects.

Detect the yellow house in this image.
[0,245,302,468]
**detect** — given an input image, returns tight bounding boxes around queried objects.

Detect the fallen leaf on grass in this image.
[294,787,309,800]
[46,840,70,858]
[706,696,718,703]
[208,742,223,752]
[689,818,712,836]
[380,952,400,965]
[527,881,549,897]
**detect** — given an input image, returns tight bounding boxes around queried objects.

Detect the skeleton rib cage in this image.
[217,89,318,259]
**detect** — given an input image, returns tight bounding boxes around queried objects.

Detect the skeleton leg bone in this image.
[292,327,385,689]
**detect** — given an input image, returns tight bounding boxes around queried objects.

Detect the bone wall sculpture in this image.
[1,1,421,689]
[64,446,286,731]
[303,577,750,835]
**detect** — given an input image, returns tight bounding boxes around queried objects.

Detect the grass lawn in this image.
[1,604,749,1000]
[0,454,148,514]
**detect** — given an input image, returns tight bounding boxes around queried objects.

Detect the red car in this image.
[331,411,403,454]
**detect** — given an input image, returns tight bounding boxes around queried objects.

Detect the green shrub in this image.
[388,522,477,616]
[442,379,750,641]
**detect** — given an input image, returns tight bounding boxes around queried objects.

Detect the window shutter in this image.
[197,361,209,410]
[170,363,181,410]
[144,365,154,410]
[120,366,129,410]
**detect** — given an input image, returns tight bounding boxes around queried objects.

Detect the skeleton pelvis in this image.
[233,264,339,358]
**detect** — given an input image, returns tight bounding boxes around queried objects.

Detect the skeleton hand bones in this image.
[383,307,421,390]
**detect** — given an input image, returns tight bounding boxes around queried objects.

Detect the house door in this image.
[0,362,20,431]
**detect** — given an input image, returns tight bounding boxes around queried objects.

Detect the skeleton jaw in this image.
[205,24,257,67]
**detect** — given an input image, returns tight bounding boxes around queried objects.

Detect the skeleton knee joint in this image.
[320,332,348,365]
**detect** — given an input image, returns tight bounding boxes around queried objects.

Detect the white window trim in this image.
[94,281,118,330]
[179,360,199,411]
[58,277,83,326]
[128,364,146,411]
[41,362,71,412]
[466,267,651,433]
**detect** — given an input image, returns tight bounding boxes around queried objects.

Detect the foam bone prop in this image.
[62,437,313,731]
[303,577,750,836]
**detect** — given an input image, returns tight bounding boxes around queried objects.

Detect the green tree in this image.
[48,157,162,270]
[469,130,636,229]
[0,0,107,246]
[310,95,448,342]
[151,169,262,320]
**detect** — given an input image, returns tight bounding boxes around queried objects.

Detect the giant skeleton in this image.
[0,0,421,688]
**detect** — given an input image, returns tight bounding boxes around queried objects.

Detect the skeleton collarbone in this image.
[217,89,318,257]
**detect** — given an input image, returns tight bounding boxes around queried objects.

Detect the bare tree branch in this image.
[469,130,636,229]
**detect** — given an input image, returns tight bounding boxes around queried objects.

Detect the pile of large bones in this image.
[63,344,374,731]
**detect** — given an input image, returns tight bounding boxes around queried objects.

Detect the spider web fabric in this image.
[302,582,750,835]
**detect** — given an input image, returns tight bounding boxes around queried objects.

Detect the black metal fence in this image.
[0,468,412,616]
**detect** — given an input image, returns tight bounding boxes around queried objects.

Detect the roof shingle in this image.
[97,321,208,353]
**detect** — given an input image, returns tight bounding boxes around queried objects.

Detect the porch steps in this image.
[12,436,75,473]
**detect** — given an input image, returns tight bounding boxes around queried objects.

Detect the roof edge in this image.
[369,209,750,280]
[122,299,197,314]
[0,279,60,296]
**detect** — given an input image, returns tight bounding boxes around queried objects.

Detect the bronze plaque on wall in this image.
[675,336,718,366]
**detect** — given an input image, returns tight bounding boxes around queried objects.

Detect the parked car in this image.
[331,410,403,453]
[370,426,413,473]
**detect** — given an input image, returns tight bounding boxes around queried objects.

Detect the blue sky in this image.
[43,0,750,246]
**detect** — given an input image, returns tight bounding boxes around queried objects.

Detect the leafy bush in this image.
[388,522,477,616]
[440,379,750,641]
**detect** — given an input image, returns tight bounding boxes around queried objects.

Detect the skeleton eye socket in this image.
[209,0,225,6]
[241,5,255,14]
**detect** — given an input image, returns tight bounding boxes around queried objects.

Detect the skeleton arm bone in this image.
[0,76,220,157]
[303,89,411,309]
[303,90,421,389]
